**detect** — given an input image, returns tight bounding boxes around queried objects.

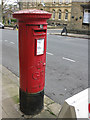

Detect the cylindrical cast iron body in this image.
[13,9,51,115]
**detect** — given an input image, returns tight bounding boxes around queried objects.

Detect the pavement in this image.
[0,65,88,119]
[4,27,90,39]
[0,65,62,119]
[48,33,90,39]
[4,27,13,30]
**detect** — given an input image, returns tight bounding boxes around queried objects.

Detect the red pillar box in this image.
[13,9,51,115]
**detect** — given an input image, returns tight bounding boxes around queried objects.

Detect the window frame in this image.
[65,0,69,4]
[52,9,55,20]
[65,10,68,21]
[53,0,56,4]
[58,10,62,20]
[59,0,62,4]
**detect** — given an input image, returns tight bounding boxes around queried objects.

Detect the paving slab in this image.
[2,109,8,118]
[1,65,61,118]
[33,110,56,118]
[47,103,61,116]
[2,97,21,118]
[0,105,2,119]
[44,95,54,105]
[2,89,10,100]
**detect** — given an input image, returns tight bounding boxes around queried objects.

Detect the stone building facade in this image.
[68,0,90,34]
[2,0,90,34]
[19,0,90,33]
[20,0,72,27]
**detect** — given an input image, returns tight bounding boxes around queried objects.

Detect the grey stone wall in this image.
[68,2,90,33]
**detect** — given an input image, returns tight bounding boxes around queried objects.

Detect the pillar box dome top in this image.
[13,9,52,20]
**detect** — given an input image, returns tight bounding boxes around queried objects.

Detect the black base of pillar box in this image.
[19,89,44,115]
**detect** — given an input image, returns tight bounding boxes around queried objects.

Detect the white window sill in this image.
[52,3,55,4]
[65,3,69,4]
[65,19,68,21]
[59,3,62,4]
